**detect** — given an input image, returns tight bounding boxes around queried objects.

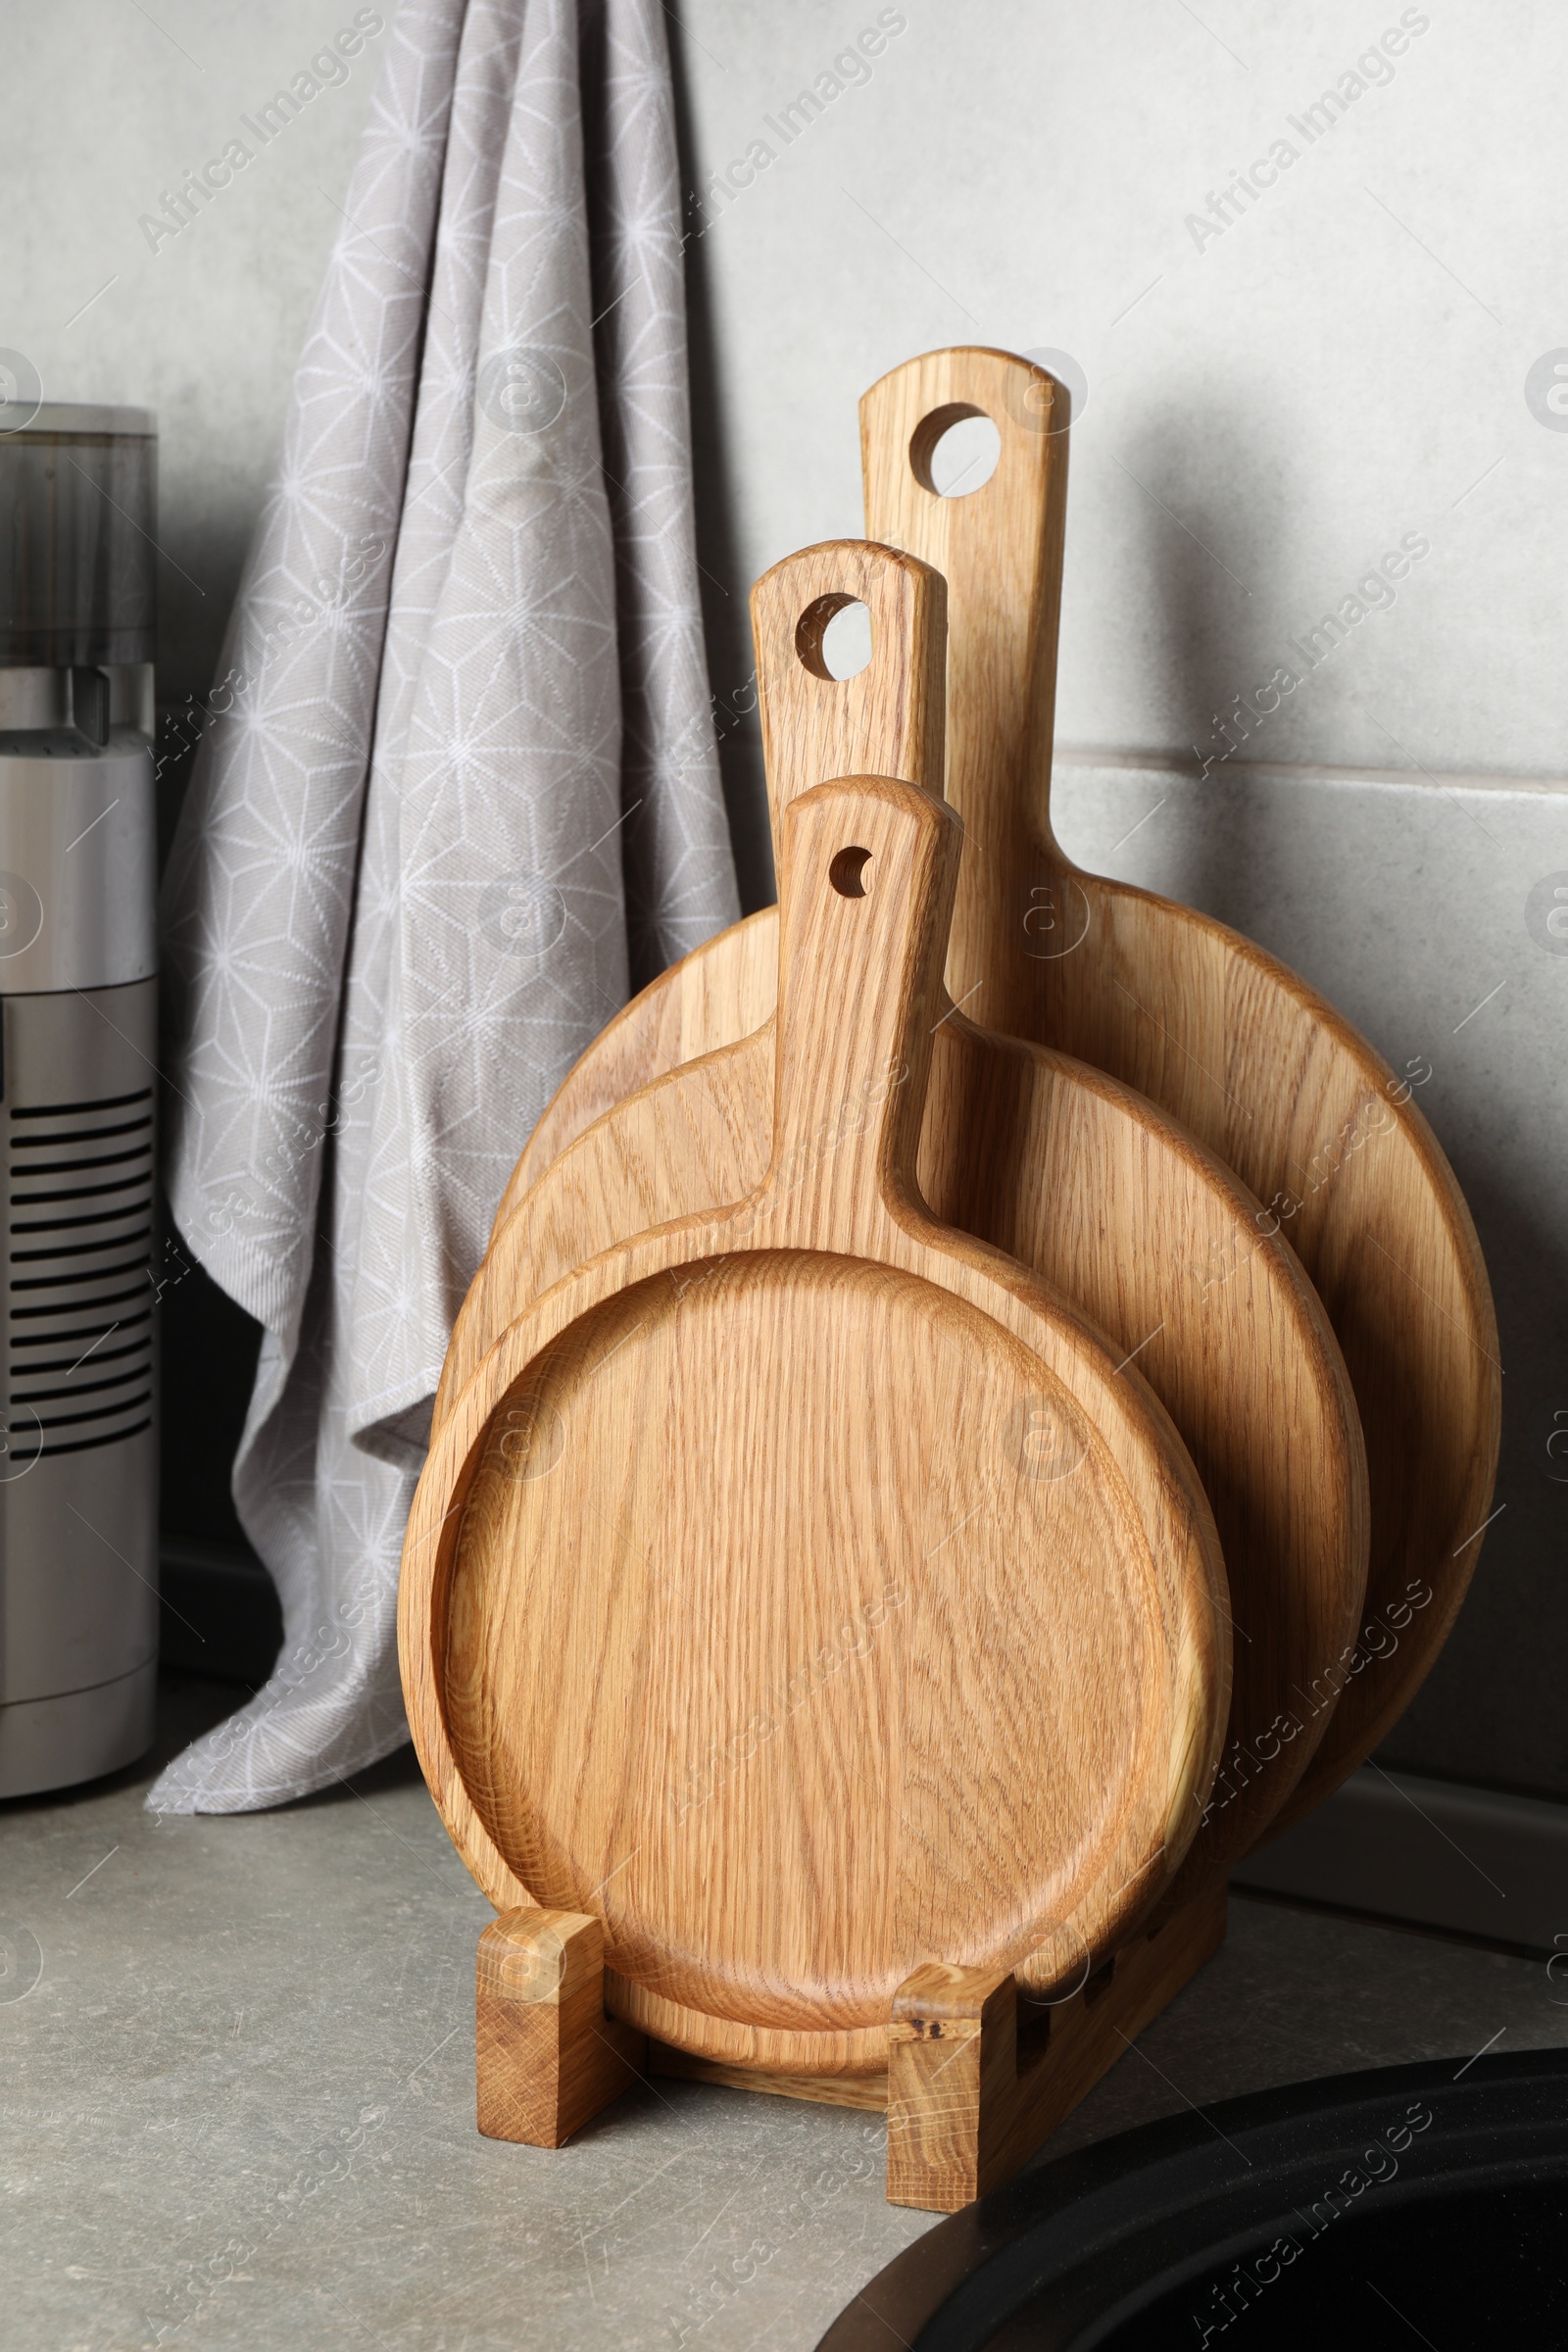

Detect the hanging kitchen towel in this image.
[152,0,737,1811]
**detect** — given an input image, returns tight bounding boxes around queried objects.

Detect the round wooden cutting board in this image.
[483,342,1499,1838]
[403,777,1231,2076]
[436,542,1367,1894]
[858,346,1498,1831]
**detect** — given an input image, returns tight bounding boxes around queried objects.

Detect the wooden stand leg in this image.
[887,1884,1227,2211]
[476,1907,646,2148]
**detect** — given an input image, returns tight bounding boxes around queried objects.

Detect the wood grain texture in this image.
[477,1884,1224,2211]
[481,540,945,1248]
[403,777,1230,2078]
[860,346,1499,1831]
[440,542,1369,1891]
[885,1881,1227,2211]
[490,908,776,1218]
[646,2046,891,2112]
[493,357,1497,1827]
[475,1908,646,2147]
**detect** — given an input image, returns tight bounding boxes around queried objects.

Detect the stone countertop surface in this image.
[3,1673,1564,2352]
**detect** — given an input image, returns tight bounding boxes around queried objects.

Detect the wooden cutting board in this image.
[436,541,1369,1895]
[402,773,1231,2079]
[487,346,1499,1834]
[859,346,1499,1833]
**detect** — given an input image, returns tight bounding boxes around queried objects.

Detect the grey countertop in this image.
[3,1673,1564,2352]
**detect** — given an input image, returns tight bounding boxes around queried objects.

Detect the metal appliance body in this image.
[0,401,159,1795]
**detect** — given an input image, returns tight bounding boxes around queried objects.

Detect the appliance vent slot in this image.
[7,1087,154,1458]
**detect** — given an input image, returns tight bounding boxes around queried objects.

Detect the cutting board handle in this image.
[755,775,961,1252]
[859,347,1069,1037]
[752,541,948,890]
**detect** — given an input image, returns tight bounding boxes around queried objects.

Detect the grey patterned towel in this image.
[154,0,737,1811]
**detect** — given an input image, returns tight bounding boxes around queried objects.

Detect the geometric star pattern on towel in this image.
[153,0,737,1811]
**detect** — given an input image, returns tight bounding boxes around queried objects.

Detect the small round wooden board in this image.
[440,542,1369,1894]
[403,777,1230,2078]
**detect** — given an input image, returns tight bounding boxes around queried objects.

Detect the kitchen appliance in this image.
[0,399,159,1796]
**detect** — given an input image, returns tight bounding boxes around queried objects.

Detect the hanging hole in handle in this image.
[908,403,1001,498]
[796,594,872,681]
[829,847,872,899]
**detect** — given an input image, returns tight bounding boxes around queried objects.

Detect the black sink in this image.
[817,2050,1568,2348]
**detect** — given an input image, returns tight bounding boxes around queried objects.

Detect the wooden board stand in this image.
[884,1881,1227,2209]
[475,1886,1227,2212]
[475,1909,644,2148]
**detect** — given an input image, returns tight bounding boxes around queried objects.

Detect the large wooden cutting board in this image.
[436,541,1368,1894]
[481,349,1497,1834]
[403,775,1230,2078]
[859,346,1498,1831]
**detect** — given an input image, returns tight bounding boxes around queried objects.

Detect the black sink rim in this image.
[815,2048,1568,2352]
